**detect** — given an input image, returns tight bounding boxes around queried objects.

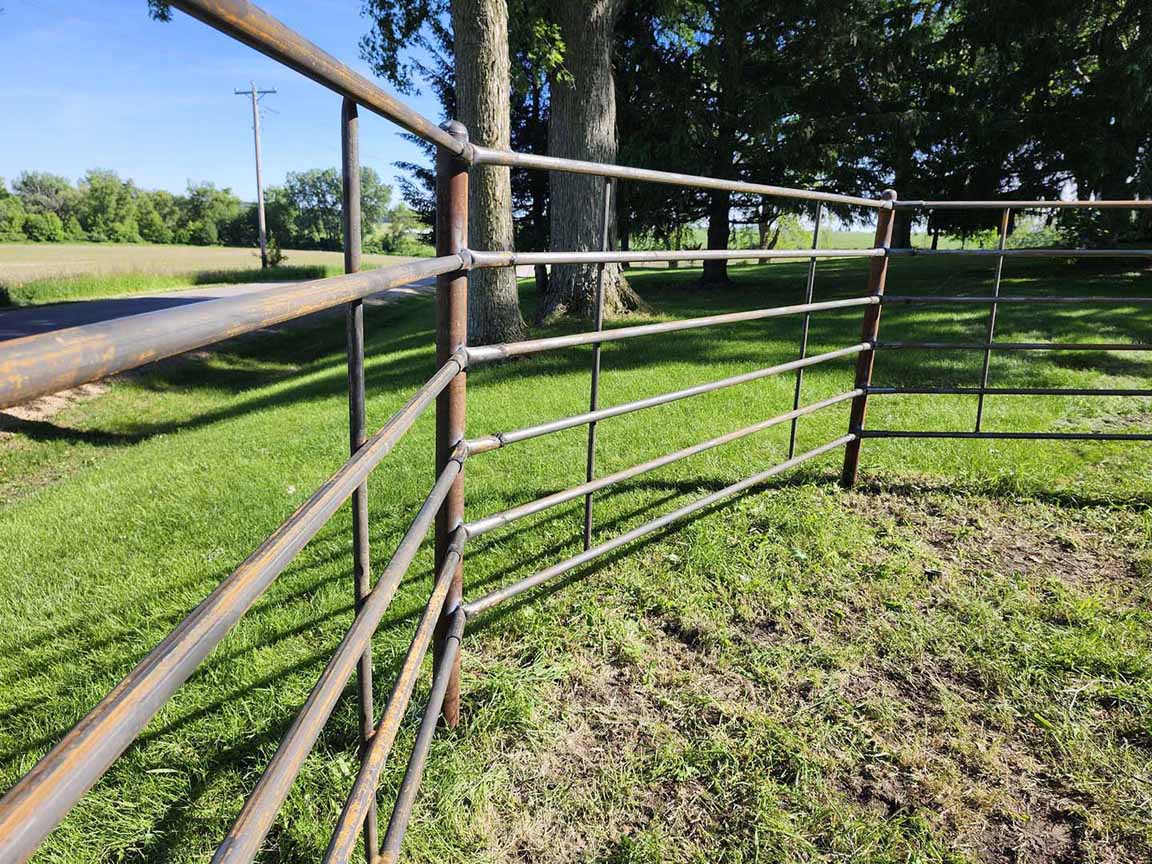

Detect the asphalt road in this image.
[0,279,439,342]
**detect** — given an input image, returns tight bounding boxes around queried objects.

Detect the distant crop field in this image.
[0,243,406,285]
[0,243,414,307]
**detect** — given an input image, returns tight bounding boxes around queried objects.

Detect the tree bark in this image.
[540,0,643,321]
[451,0,525,343]
[701,188,732,286]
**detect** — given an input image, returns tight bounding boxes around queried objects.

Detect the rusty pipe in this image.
[0,255,464,411]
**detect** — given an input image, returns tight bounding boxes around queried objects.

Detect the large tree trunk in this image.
[451,0,525,343]
[701,189,732,286]
[540,0,643,321]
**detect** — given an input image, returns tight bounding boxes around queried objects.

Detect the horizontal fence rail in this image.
[895,199,1152,210]
[878,341,1152,352]
[467,345,868,453]
[466,298,878,363]
[868,385,1152,397]
[325,532,465,863]
[464,390,862,538]
[882,294,1152,305]
[887,247,1152,258]
[0,353,464,864]
[469,248,884,266]
[169,0,464,153]
[862,430,1152,441]
[213,454,465,864]
[0,256,464,411]
[3,1,1150,862]
[470,145,888,209]
[462,435,858,618]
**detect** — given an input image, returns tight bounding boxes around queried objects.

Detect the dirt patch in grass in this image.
[467,487,1152,863]
[850,482,1150,601]
[0,382,108,432]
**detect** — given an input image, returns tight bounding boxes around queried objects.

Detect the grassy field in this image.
[0,243,411,306]
[0,256,1150,863]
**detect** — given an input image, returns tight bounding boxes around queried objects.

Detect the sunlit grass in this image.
[0,256,1149,862]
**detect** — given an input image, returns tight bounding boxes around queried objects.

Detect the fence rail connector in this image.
[434,120,470,729]
[841,188,897,488]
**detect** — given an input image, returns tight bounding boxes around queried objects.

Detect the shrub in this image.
[0,196,26,241]
[22,211,66,242]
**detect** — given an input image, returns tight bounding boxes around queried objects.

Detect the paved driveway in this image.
[0,279,438,342]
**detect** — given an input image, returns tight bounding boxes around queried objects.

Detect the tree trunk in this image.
[451,0,525,343]
[891,212,913,249]
[701,189,732,286]
[540,0,643,321]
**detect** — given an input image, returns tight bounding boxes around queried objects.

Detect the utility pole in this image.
[235,81,276,268]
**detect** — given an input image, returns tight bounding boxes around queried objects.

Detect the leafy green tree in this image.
[176,182,243,246]
[13,171,78,221]
[77,169,140,242]
[0,181,27,241]
[22,212,66,242]
[136,191,173,244]
[270,166,391,250]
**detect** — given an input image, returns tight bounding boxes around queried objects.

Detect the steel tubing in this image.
[462,435,856,618]
[861,430,1152,441]
[463,390,862,538]
[375,608,465,864]
[975,207,1011,432]
[0,255,464,411]
[841,189,897,488]
[887,247,1152,257]
[340,94,377,862]
[877,341,1152,351]
[867,385,1152,397]
[466,298,878,363]
[467,344,868,454]
[470,145,888,209]
[469,248,883,267]
[881,294,1152,305]
[895,199,1152,210]
[433,122,470,729]
[0,354,464,864]
[212,453,466,864]
[167,0,462,154]
[324,530,465,864]
[789,203,824,458]
[584,178,614,550]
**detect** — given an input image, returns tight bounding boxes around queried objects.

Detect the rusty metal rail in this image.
[0,256,463,412]
[1,1,1149,862]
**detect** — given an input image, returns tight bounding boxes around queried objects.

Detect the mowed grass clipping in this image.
[0,256,1150,863]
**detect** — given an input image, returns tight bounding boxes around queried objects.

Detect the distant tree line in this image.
[0,167,426,254]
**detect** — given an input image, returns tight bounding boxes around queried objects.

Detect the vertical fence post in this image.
[840,189,897,488]
[434,121,469,729]
[341,96,379,862]
[583,178,614,550]
[788,202,824,459]
[974,207,1011,431]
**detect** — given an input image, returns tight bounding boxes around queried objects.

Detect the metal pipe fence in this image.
[0,1,1148,861]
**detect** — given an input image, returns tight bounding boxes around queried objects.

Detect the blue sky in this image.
[0,0,444,199]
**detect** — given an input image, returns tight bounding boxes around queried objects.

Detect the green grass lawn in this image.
[1,256,1150,863]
